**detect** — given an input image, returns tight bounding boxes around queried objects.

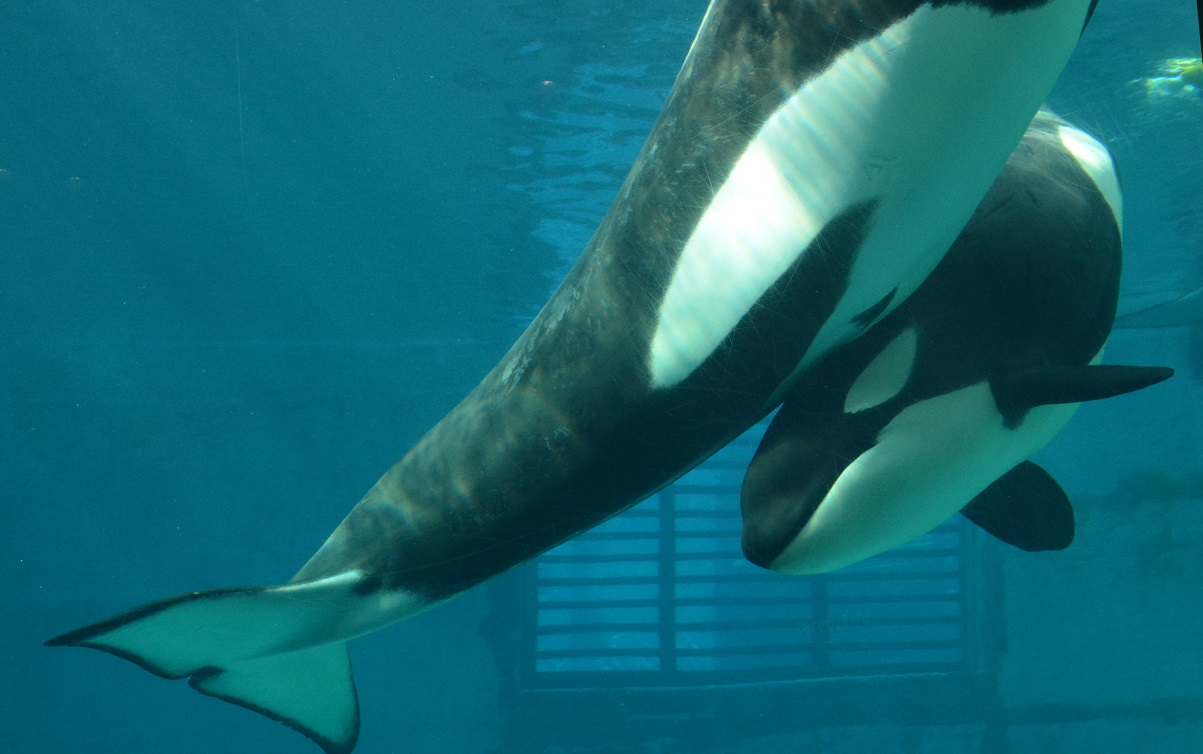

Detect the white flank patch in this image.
[1058,123,1123,234]
[772,382,1080,575]
[648,0,1093,390]
[844,327,917,414]
[648,20,903,388]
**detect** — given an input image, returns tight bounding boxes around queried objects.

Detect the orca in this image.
[48,2,1103,752]
[741,108,1173,575]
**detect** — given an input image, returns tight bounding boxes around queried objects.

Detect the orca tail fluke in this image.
[190,642,358,754]
[45,572,364,754]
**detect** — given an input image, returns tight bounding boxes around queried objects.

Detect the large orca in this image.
[741,108,1173,574]
[49,1,1103,752]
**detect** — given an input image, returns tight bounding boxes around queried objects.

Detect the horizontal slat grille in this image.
[525,421,969,687]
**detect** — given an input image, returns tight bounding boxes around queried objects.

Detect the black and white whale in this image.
[49,1,1104,752]
[741,108,1173,575]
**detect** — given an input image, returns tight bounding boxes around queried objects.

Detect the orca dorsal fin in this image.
[992,364,1173,427]
[960,461,1074,552]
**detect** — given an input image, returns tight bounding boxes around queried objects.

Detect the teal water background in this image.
[4,2,1203,753]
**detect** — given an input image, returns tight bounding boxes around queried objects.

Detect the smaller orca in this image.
[741,108,1174,574]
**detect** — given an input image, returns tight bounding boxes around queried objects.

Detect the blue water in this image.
[4,2,1203,753]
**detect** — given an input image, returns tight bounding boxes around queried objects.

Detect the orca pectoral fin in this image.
[1114,285,1203,329]
[993,364,1174,426]
[45,572,366,754]
[960,461,1074,552]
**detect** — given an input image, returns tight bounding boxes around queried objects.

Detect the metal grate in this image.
[524,422,969,688]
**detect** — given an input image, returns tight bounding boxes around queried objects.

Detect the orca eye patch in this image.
[844,327,918,414]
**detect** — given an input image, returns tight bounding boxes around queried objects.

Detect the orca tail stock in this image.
[46,571,368,754]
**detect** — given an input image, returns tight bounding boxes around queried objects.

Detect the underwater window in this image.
[513,422,979,690]
[494,16,998,695]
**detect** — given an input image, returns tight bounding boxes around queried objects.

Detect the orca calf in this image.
[741,108,1172,575]
[50,2,1105,752]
